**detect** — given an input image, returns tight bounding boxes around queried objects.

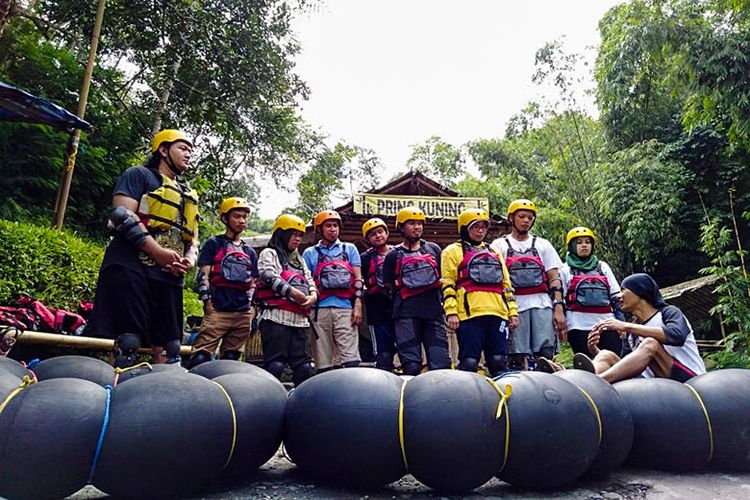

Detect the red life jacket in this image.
[456,242,506,294]
[255,260,311,316]
[364,247,390,295]
[504,236,548,295]
[394,244,441,299]
[566,264,612,314]
[1,296,86,335]
[313,245,355,300]
[209,239,255,291]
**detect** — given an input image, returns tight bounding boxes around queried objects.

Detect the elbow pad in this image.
[109,206,148,248]
[260,270,292,298]
[196,271,210,301]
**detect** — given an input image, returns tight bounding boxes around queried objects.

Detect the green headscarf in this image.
[267,228,304,269]
[565,237,599,272]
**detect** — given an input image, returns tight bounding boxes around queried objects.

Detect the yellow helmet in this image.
[507,199,537,217]
[457,208,489,233]
[273,213,306,234]
[566,226,596,246]
[313,210,342,233]
[396,206,426,229]
[219,197,252,218]
[362,218,388,239]
[151,129,192,152]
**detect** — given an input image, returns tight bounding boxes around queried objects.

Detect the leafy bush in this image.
[0,220,202,319]
[699,203,750,369]
[0,219,103,310]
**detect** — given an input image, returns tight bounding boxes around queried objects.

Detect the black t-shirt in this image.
[198,235,258,312]
[360,248,393,324]
[382,241,443,320]
[100,167,183,286]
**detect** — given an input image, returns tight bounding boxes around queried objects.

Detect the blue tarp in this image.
[0,81,91,131]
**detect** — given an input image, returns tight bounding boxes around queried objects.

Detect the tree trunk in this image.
[0,0,14,38]
[151,53,182,136]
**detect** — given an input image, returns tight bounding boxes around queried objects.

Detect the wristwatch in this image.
[552,299,565,309]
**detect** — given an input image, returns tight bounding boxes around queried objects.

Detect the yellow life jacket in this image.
[138,174,199,242]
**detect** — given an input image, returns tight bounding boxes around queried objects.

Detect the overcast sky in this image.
[256,0,623,218]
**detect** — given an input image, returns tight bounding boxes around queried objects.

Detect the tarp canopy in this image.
[0,81,91,131]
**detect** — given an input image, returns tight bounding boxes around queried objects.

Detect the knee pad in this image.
[114,333,141,369]
[221,350,242,361]
[538,346,555,360]
[458,357,480,373]
[265,360,285,379]
[486,354,508,377]
[508,354,527,371]
[342,360,360,368]
[292,362,314,386]
[164,339,182,364]
[376,351,394,371]
[189,350,212,369]
[401,362,421,376]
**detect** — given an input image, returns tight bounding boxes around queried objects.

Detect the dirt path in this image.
[72,451,750,499]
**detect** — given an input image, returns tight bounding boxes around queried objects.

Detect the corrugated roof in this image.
[661,274,720,300]
[661,274,720,339]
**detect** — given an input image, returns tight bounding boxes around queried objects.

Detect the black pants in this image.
[393,317,451,370]
[568,329,622,356]
[260,319,312,369]
[88,265,182,347]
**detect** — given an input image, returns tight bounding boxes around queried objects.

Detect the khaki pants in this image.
[311,307,360,369]
[192,305,253,357]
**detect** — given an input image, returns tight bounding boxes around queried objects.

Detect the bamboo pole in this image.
[52,0,107,229]
[11,330,192,356]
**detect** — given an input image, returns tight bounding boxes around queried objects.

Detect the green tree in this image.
[37,0,319,188]
[594,140,691,273]
[0,21,148,236]
[595,0,686,148]
[407,136,465,186]
[595,0,750,279]
[699,199,750,368]
[1,1,323,237]
[290,143,382,221]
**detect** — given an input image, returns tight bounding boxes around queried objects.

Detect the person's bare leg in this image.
[598,338,672,383]
[575,350,619,373]
[593,350,620,374]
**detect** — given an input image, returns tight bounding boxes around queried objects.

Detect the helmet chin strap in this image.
[163,147,181,176]
[510,215,534,235]
[223,216,242,241]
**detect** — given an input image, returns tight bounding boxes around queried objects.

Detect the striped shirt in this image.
[257,248,317,328]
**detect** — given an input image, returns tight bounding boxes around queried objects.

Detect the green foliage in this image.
[407,136,465,186]
[699,205,750,369]
[1,1,323,237]
[0,219,103,310]
[595,0,685,148]
[0,22,146,236]
[290,143,382,221]
[679,1,750,153]
[594,140,691,272]
[594,0,750,281]
[183,271,204,320]
[36,0,320,205]
[0,219,203,320]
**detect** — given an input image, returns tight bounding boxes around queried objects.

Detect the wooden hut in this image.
[300,171,509,250]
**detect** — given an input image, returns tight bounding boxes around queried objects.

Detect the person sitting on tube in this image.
[573,273,706,383]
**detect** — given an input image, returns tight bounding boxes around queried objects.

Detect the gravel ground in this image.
[71,451,750,500]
